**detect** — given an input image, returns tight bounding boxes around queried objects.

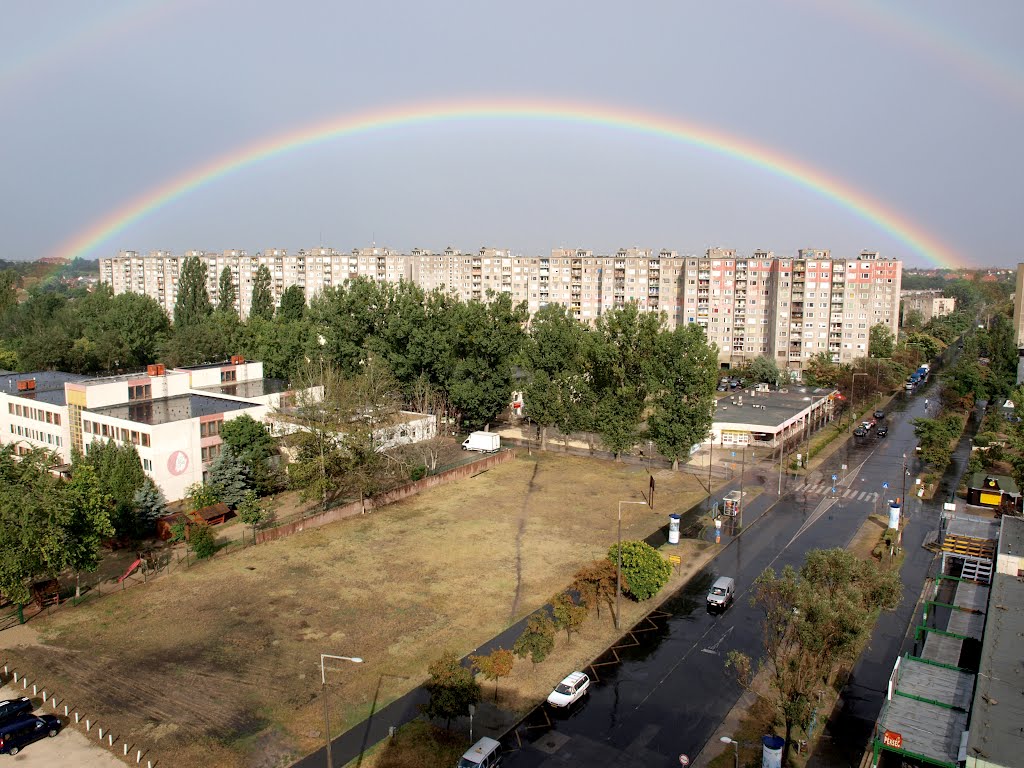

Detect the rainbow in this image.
[52,98,963,267]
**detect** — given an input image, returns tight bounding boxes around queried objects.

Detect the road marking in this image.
[700,626,734,655]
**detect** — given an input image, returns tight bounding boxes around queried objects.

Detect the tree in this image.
[901,307,924,331]
[76,440,146,538]
[220,414,278,494]
[189,523,217,559]
[469,647,515,702]
[571,559,620,623]
[648,324,718,468]
[904,333,942,362]
[868,323,895,359]
[174,255,212,327]
[512,612,556,666]
[278,284,306,322]
[0,270,18,319]
[802,352,841,388]
[607,540,671,601]
[206,445,251,508]
[423,651,480,730]
[186,481,221,512]
[217,266,237,314]
[551,592,589,645]
[747,354,785,386]
[60,463,116,598]
[132,477,166,532]
[249,265,274,321]
[726,549,901,765]
[236,490,268,544]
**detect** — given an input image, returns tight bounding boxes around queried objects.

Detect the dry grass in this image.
[5,452,712,768]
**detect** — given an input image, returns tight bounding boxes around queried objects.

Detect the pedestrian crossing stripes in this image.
[793,481,880,502]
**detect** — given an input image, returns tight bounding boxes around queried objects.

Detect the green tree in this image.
[217,266,237,314]
[76,440,147,538]
[278,284,306,322]
[747,354,785,386]
[901,307,924,330]
[220,413,279,495]
[726,549,901,765]
[868,323,895,358]
[132,477,166,531]
[423,650,481,730]
[648,324,718,468]
[802,352,842,388]
[607,540,671,601]
[189,523,217,559]
[60,463,116,598]
[513,612,556,666]
[236,490,268,544]
[186,481,221,512]
[904,333,942,361]
[160,310,241,367]
[249,265,274,321]
[0,270,18,319]
[469,647,515,702]
[570,559,620,623]
[551,592,589,645]
[207,445,251,508]
[174,255,213,327]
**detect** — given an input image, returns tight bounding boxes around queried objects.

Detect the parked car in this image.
[873,411,885,419]
[547,671,590,708]
[458,737,502,768]
[0,714,60,755]
[876,426,889,437]
[707,576,736,611]
[0,699,32,728]
[853,427,867,437]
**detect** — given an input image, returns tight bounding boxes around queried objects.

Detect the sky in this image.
[1,1,1021,269]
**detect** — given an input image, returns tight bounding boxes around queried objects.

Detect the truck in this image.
[461,431,500,453]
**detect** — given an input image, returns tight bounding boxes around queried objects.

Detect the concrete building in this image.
[0,359,292,502]
[900,289,956,325]
[100,245,902,373]
[707,384,837,452]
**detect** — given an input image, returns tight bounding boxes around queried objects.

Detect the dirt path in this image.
[509,460,540,622]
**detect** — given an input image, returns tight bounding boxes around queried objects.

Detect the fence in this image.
[256,449,514,544]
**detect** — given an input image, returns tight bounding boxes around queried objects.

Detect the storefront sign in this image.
[882,731,902,749]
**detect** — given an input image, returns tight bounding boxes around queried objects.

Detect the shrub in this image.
[410,465,427,482]
[607,540,672,601]
[189,523,217,559]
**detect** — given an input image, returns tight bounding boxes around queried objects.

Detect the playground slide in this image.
[118,558,143,583]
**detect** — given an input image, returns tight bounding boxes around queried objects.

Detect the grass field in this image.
[5,452,713,768]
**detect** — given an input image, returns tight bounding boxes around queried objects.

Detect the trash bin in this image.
[668,514,681,545]
[762,735,785,768]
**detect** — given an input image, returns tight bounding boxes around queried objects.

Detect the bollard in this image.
[86,719,90,731]
[32,684,36,695]
[99,728,103,739]
[108,734,113,746]
[52,699,56,710]
[124,743,128,755]
[22,678,26,689]
[64,705,68,715]
[137,749,142,763]
[12,671,17,682]
[75,712,80,723]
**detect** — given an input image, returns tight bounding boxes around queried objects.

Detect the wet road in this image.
[503,391,937,766]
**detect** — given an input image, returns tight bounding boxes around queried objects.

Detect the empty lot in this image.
[3,453,710,768]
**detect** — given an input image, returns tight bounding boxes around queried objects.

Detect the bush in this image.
[607,540,672,601]
[410,465,427,482]
[189,523,217,559]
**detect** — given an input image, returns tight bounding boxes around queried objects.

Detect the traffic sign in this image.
[882,482,889,489]
[831,487,837,494]
[832,474,838,481]
[731,451,736,458]
[841,464,847,470]
[679,756,690,766]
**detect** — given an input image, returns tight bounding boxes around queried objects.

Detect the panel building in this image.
[100,245,902,374]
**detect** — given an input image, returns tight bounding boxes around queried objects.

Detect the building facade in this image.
[100,246,902,372]
[900,289,956,326]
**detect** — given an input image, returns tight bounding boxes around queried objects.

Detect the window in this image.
[141,433,151,447]
[220,370,237,383]
[200,420,222,438]
[129,384,151,401]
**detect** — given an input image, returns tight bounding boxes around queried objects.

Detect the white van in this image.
[707,576,736,611]
[458,737,502,768]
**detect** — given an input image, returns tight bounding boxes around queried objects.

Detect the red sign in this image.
[882,731,902,749]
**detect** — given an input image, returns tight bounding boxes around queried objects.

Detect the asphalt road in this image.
[501,390,938,767]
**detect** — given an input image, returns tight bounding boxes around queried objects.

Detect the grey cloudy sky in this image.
[1,1,1021,268]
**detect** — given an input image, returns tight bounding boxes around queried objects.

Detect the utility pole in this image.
[739,445,746,523]
[707,439,714,496]
[900,452,908,537]
[777,429,785,496]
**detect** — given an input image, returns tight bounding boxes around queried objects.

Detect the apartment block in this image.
[100,245,902,372]
[900,289,956,326]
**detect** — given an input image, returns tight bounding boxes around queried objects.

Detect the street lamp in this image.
[852,372,870,426]
[720,736,739,768]
[320,653,363,768]
[615,501,649,630]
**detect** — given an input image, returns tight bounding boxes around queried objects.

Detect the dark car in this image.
[0,714,60,755]
[853,427,867,437]
[873,410,885,419]
[876,426,889,437]
[0,699,32,728]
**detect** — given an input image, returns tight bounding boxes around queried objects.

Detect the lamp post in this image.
[720,736,739,768]
[615,501,649,630]
[320,654,363,768]
[852,372,870,427]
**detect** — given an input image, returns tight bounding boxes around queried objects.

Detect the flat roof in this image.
[997,515,1024,557]
[714,387,835,430]
[89,394,256,426]
[0,370,91,406]
[194,378,288,399]
[173,360,244,371]
[945,513,1000,543]
[966,574,1024,766]
[878,657,973,766]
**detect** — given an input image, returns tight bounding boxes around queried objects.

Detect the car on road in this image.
[876,426,888,437]
[458,736,503,768]
[0,699,32,728]
[853,427,868,437]
[706,576,736,611]
[547,671,590,708]
[873,410,885,419]
[0,714,61,755]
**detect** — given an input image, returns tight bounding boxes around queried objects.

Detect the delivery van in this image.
[462,431,500,452]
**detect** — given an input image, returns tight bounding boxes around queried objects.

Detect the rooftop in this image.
[0,370,91,406]
[194,378,289,400]
[997,515,1024,558]
[89,394,256,426]
[713,387,835,430]
[966,574,1024,767]
[968,473,1020,496]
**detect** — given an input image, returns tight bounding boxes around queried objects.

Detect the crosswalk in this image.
[793,481,880,502]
